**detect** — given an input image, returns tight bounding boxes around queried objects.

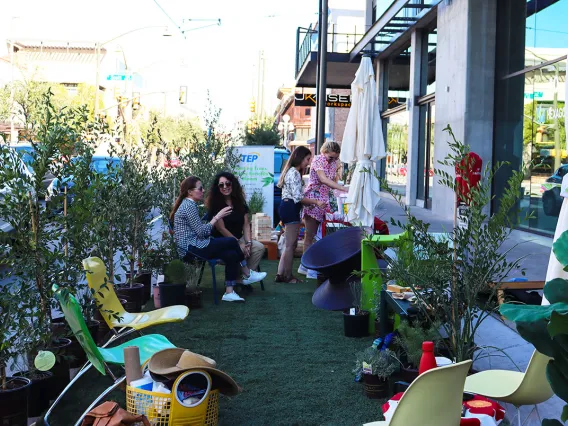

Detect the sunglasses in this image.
[218,182,232,189]
[193,186,204,192]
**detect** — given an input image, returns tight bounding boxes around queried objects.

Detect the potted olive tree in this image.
[365,125,527,362]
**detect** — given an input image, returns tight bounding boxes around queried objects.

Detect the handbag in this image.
[81,401,151,426]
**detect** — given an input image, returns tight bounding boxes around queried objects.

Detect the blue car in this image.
[47,156,122,199]
[273,147,290,225]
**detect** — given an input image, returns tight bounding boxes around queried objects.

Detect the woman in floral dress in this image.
[299,141,348,276]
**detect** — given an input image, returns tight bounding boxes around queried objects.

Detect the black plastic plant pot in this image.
[343,309,369,338]
[47,337,72,400]
[159,282,186,308]
[0,376,32,426]
[126,271,152,302]
[14,370,55,417]
[115,283,145,312]
[363,374,389,399]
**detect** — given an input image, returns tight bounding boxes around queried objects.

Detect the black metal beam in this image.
[382,23,412,28]
[402,4,433,8]
[391,17,417,21]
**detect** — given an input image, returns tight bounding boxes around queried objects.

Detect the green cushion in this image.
[99,334,176,365]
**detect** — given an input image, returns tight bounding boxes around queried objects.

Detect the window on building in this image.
[494,0,567,235]
[305,108,311,116]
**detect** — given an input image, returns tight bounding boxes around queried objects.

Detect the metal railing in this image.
[295,25,367,78]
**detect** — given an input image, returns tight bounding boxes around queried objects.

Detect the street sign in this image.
[106,74,132,81]
[294,93,352,108]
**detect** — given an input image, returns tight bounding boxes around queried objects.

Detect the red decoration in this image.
[455,152,482,205]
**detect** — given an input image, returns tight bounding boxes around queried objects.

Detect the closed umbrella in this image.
[340,56,386,228]
[543,75,568,305]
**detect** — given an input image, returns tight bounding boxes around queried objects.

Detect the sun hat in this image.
[148,348,240,396]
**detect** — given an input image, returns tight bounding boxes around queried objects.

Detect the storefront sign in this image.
[234,146,274,222]
[294,93,352,108]
[524,91,544,100]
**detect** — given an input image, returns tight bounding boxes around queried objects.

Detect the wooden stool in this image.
[259,240,278,260]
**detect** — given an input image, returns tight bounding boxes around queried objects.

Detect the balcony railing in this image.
[295,25,367,78]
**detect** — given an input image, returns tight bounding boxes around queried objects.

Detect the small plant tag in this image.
[362,361,372,375]
[350,308,356,316]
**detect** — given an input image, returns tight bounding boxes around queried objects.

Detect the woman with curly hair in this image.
[206,172,267,284]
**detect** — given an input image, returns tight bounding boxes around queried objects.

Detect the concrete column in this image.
[377,58,388,179]
[433,0,497,219]
[406,29,424,206]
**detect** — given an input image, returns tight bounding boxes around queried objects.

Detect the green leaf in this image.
[562,404,568,423]
[547,360,568,404]
[554,231,568,268]
[545,279,568,305]
[500,303,559,322]
[550,311,568,338]
[517,321,556,357]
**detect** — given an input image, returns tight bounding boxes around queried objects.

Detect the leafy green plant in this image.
[353,348,399,379]
[164,260,189,285]
[248,190,266,217]
[241,115,281,146]
[395,320,442,368]
[362,124,528,362]
[500,230,568,425]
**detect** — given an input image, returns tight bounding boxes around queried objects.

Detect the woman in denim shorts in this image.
[275,146,325,283]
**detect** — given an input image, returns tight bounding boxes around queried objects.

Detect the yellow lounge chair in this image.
[83,256,189,345]
[364,360,472,426]
[464,350,553,425]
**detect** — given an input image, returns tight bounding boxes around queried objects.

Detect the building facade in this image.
[295,0,567,235]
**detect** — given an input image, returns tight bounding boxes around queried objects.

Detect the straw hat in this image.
[148,348,240,396]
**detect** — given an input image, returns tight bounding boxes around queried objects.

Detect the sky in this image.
[0,0,320,128]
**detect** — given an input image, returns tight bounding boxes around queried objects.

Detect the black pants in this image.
[184,237,244,284]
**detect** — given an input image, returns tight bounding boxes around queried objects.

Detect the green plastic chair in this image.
[464,350,553,426]
[43,285,176,426]
[364,360,472,426]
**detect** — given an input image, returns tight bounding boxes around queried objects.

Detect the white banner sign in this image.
[234,146,274,223]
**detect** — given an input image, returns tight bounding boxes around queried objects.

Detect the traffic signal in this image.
[250,100,256,113]
[132,92,140,110]
[179,86,187,104]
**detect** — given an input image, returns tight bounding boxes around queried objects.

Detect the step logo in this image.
[241,152,260,163]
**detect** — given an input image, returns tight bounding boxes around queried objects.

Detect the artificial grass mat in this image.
[49,259,384,425]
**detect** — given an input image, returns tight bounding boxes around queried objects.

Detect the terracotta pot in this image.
[153,285,161,309]
[362,374,389,399]
[0,377,32,426]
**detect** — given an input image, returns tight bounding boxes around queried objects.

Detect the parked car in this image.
[273,147,291,225]
[10,144,56,190]
[542,164,568,216]
[46,156,122,199]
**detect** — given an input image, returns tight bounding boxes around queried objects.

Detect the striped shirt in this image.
[174,198,212,257]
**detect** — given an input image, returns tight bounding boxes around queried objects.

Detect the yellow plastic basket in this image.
[126,369,219,426]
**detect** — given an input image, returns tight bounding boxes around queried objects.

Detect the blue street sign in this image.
[106,74,132,81]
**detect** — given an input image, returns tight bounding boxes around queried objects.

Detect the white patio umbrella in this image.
[340,56,386,228]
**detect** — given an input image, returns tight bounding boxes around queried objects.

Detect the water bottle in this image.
[418,341,437,374]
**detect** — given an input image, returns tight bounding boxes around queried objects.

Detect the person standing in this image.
[299,141,347,277]
[206,172,267,283]
[171,176,265,303]
[275,146,325,283]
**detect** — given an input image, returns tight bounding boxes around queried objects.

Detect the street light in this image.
[278,114,295,148]
[94,26,172,117]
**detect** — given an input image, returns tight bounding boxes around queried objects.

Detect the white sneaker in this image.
[307,269,318,280]
[222,292,245,302]
[242,270,267,285]
[297,265,308,275]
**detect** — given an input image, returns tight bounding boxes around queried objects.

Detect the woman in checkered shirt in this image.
[170,176,265,302]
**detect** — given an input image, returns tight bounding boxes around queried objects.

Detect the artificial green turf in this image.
[49,259,385,425]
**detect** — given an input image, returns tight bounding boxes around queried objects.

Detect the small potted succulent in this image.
[354,348,399,399]
[184,260,202,309]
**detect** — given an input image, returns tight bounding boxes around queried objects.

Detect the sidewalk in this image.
[376,193,562,423]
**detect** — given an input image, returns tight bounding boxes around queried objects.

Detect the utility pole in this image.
[316,0,329,152]
[553,65,561,170]
[9,39,16,143]
[94,43,100,117]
